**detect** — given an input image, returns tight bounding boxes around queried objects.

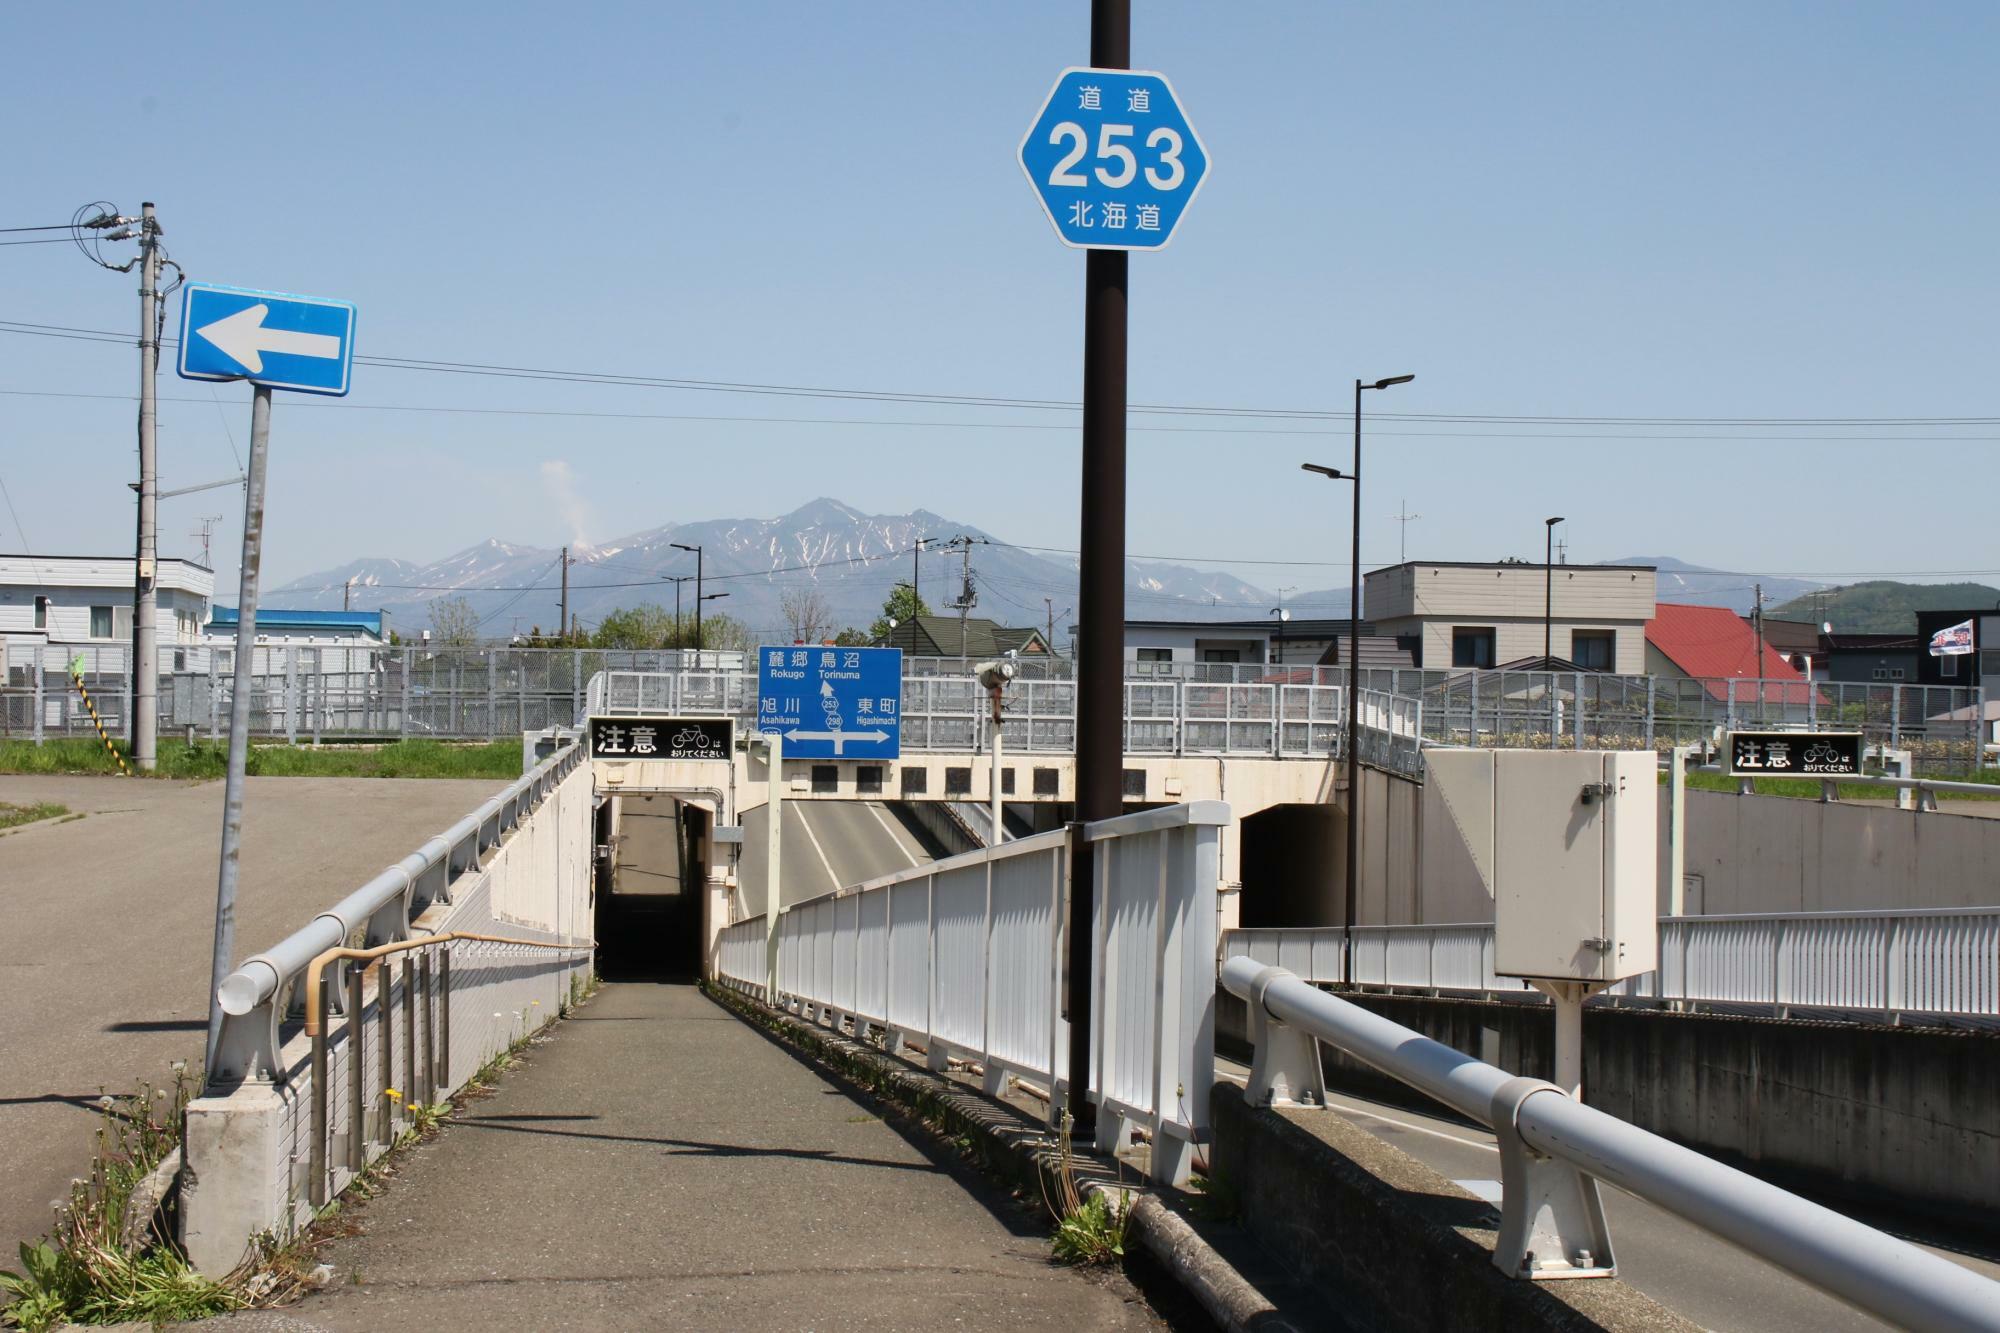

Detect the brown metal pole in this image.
[1344,379,1363,989]
[401,957,416,1123]
[438,948,452,1090]
[347,964,365,1172]
[1067,0,1131,1142]
[309,969,329,1206]
[419,952,435,1106]
[376,963,392,1140]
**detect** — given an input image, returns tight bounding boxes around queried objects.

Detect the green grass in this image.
[1674,769,2000,801]
[0,1068,244,1330]
[0,738,522,780]
[0,801,67,831]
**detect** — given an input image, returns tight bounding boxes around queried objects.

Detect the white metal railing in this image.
[583,669,1426,776]
[716,802,1225,1185]
[208,740,593,1083]
[1222,957,2000,1328]
[1222,907,2000,1024]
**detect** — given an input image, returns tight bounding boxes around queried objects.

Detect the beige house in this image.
[1363,560,1656,673]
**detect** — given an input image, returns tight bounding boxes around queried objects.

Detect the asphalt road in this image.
[0,772,508,1256]
[737,799,934,914]
[194,983,1169,1332]
[1214,1062,2000,1332]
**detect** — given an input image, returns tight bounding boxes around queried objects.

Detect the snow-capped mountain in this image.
[268,499,1287,640]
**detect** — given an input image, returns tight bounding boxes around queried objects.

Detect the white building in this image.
[203,608,388,673]
[1363,560,1656,673]
[0,554,214,656]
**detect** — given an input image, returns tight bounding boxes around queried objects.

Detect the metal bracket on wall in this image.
[1489,1075,1616,1281]
[1242,964,1327,1109]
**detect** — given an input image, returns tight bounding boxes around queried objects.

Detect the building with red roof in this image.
[1644,603,1812,705]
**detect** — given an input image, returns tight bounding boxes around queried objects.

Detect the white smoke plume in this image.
[540,460,591,549]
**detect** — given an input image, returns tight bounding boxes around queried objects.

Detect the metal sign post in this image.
[205,384,271,1069]
[186,281,356,1073]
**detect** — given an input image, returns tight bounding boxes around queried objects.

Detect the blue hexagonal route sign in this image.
[1019,67,1209,252]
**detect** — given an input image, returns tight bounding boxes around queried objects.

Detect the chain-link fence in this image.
[3,642,1985,773]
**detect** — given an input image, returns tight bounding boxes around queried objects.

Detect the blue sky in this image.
[2,1,1995,595]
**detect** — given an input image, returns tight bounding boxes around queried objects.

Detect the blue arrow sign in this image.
[1019,67,1209,251]
[758,646,903,760]
[177,283,357,396]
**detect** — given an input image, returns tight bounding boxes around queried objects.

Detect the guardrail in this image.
[208,739,588,1084]
[717,801,1225,1185]
[1689,761,2000,811]
[1222,957,2000,1329]
[1222,907,2000,1025]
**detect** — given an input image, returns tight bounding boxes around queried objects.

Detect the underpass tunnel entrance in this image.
[596,794,709,980]
[1238,802,1346,929]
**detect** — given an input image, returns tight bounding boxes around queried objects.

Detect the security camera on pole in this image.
[976,656,1017,843]
[177,281,357,1072]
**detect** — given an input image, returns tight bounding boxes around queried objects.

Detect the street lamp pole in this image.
[1544,516,1565,663]
[671,543,704,655]
[1304,371,1412,991]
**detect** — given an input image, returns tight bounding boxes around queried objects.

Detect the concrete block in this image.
[180,1081,303,1277]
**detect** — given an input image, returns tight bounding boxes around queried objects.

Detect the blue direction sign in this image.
[758,646,902,760]
[177,283,357,396]
[1019,67,1209,251]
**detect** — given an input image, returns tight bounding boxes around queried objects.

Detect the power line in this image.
[0,236,95,247]
[0,223,80,233]
[10,386,2000,444]
[2,319,1995,428]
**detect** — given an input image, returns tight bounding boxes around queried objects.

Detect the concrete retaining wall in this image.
[1221,991,2000,1227]
[181,762,597,1276]
[1210,1082,1698,1331]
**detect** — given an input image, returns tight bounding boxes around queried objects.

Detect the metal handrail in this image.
[301,931,596,1036]
[1221,957,2000,1331]
[304,931,593,1206]
[208,738,586,1083]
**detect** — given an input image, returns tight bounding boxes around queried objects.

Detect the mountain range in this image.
[267,500,1832,642]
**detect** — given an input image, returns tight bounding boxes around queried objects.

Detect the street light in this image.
[1302,370,1413,991]
[1269,607,1291,669]
[1544,517,1565,663]
[670,542,704,655]
[697,591,729,650]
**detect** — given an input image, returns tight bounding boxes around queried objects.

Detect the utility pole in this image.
[1067,0,1131,1143]
[664,576,692,645]
[1046,597,1056,654]
[955,538,975,663]
[343,576,355,612]
[559,547,570,646]
[913,535,932,613]
[1753,582,1765,678]
[131,202,162,770]
[1392,500,1421,564]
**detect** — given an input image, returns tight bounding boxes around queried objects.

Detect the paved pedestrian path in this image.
[210,983,1166,1331]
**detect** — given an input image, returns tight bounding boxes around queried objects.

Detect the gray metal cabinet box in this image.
[1429,749,1657,983]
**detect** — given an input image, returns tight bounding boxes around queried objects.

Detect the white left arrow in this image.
[195,303,341,374]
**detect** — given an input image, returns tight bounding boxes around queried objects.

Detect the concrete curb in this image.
[705,982,1299,1333]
